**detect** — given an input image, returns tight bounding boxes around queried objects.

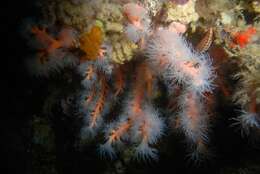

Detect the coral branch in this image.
[179,90,209,145]
[89,75,109,128]
[108,118,132,144]
[114,66,125,96]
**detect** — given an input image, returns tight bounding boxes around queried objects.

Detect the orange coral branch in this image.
[85,88,96,106]
[31,26,62,54]
[89,75,109,128]
[114,66,125,96]
[107,62,154,143]
[144,66,154,97]
[85,65,95,80]
[186,92,200,130]
[131,63,147,114]
[139,117,149,143]
[108,119,132,143]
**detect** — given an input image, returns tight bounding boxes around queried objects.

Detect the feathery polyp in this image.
[178,90,209,144]
[146,29,215,93]
[234,111,260,135]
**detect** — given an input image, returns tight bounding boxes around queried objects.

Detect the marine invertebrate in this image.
[94,1,138,64]
[146,28,214,94]
[79,25,104,60]
[232,26,257,48]
[31,26,75,55]
[168,21,187,34]
[99,63,164,160]
[26,25,78,76]
[194,0,260,138]
[23,0,220,162]
[196,27,214,53]
[77,2,215,160]
[232,59,260,136]
[218,23,260,137]
[123,2,151,44]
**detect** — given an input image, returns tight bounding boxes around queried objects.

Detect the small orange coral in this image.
[79,26,103,61]
[31,26,76,64]
[232,26,257,48]
[31,26,62,54]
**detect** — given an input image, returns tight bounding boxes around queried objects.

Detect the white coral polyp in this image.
[146,28,214,94]
[239,111,260,135]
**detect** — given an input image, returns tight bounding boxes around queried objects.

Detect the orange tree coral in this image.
[24,2,219,162]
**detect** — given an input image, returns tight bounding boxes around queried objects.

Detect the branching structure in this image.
[23,0,242,162]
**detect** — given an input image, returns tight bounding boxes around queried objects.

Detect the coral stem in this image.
[114,66,125,96]
[89,75,108,128]
[108,119,132,143]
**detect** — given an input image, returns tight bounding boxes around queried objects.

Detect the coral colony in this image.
[23,0,259,161]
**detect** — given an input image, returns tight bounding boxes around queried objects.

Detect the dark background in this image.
[3,0,260,174]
